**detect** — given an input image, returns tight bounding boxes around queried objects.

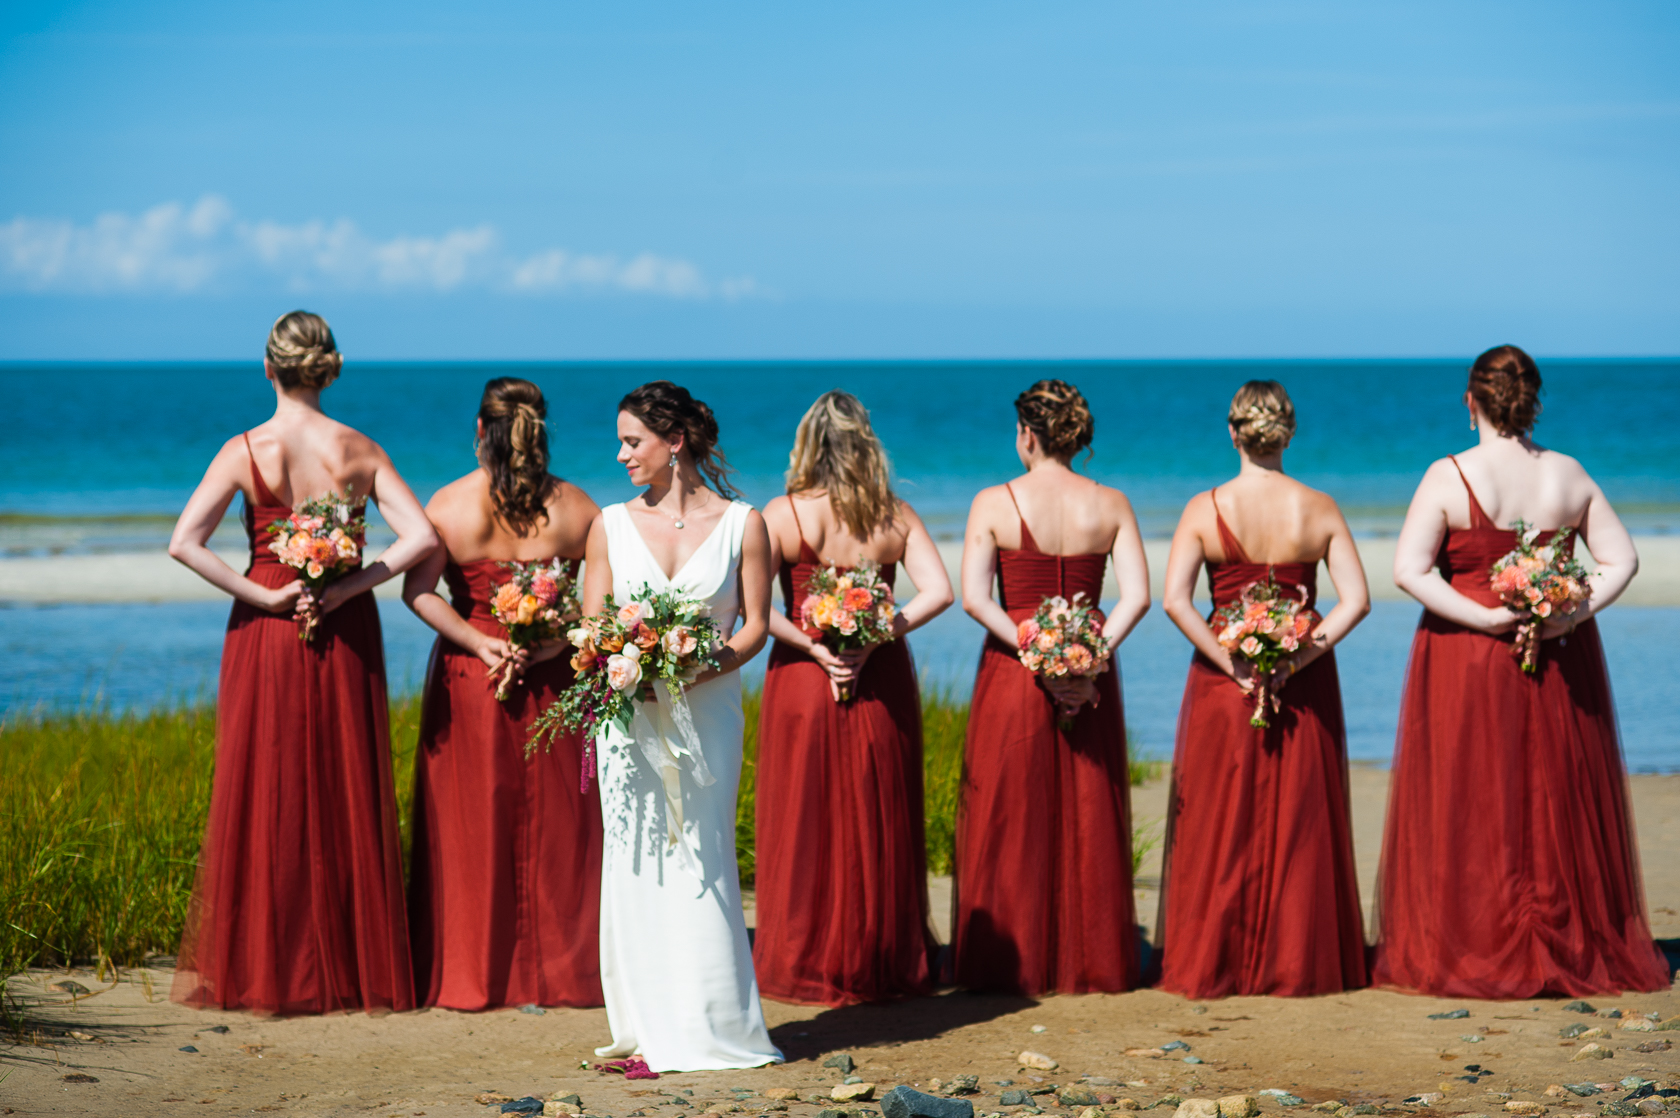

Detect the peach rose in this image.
[566,626,595,653]
[605,653,643,693]
[1239,635,1263,657]
[1017,618,1042,650]
[1280,632,1299,652]
[617,600,647,627]
[1065,644,1094,674]
[306,560,324,579]
[837,610,858,635]
[1534,600,1552,618]
[1035,630,1057,653]
[664,626,698,657]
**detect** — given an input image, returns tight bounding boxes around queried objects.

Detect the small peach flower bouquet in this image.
[801,559,897,701]
[1490,521,1591,675]
[528,584,722,787]
[266,489,366,641]
[487,559,582,700]
[1016,592,1110,729]
[1214,574,1318,728]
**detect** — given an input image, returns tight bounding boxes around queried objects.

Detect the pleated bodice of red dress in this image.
[174,435,413,1015]
[406,556,604,1010]
[1372,460,1667,997]
[753,539,937,1005]
[1157,492,1367,998]
[952,494,1138,995]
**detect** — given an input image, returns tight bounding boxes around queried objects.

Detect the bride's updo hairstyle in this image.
[786,390,899,540]
[1468,344,1542,436]
[1228,379,1296,456]
[1014,379,1095,460]
[265,310,343,390]
[619,380,739,499]
[479,377,552,536]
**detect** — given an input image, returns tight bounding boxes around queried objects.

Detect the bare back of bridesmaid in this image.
[168,311,436,1015]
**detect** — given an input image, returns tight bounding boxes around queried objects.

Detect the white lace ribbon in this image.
[634,679,715,878]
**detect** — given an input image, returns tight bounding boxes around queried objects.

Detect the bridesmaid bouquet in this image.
[266,490,366,642]
[1214,574,1317,728]
[527,585,723,785]
[1490,521,1592,675]
[487,559,582,700]
[801,559,897,700]
[1016,592,1109,728]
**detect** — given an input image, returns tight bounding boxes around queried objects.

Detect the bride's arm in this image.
[697,509,772,683]
[580,513,612,615]
[168,437,303,613]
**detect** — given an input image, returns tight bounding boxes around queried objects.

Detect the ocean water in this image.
[3,359,1678,769]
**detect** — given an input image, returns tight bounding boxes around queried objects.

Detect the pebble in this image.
[1190,1006,1208,1015]
[503,1101,546,1117]
[206,1025,230,1034]
[1402,1094,1442,1107]
[178,1045,198,1053]
[1031,1026,1049,1034]
[1174,1100,1220,1118]
[1216,1096,1259,1118]
[1018,1052,1059,1071]
[1059,1089,1100,1107]
[826,1055,858,1077]
[846,1078,866,1086]
[880,1086,975,1118]
[1340,1107,1378,1117]
[1114,1100,1142,1111]
[945,1078,981,1096]
[1570,1043,1613,1062]
[1576,1029,1609,1041]
[1601,1105,1641,1118]
[1559,1024,1589,1039]
[1184,1058,1204,1065]
[1461,1035,1485,1043]
[834,1084,877,1104]
[1562,1001,1595,1013]
[520,1003,547,1015]
[553,1095,584,1106]
[1633,1040,1673,1054]
[1428,1009,1471,1020]
[1502,1103,1546,1116]
[1634,1102,1668,1116]
[547,1105,581,1117]
[1657,1018,1680,1032]
[1126,1048,1167,1059]
[1618,1019,1656,1032]
[49,979,91,996]
[1085,1079,1120,1088]
[999,1094,1031,1109]
[1621,1079,1653,1090]
[1597,1009,1624,1020]
[1161,1041,1191,1053]
[765,1091,799,1102]
[1310,1103,1345,1114]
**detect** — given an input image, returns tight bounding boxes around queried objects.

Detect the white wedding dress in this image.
[593,500,782,1073]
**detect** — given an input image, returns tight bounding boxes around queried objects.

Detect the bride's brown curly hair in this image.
[478,377,554,536]
[618,380,739,499]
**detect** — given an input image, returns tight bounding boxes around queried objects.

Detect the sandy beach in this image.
[5,771,1676,1118]
[5,536,1680,606]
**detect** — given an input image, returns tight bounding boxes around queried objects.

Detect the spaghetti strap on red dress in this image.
[406,557,603,1010]
[752,503,936,1005]
[952,485,1138,995]
[1371,459,1667,997]
[174,434,414,1015]
[1156,489,1367,998]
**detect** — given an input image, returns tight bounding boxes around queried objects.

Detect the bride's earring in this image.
[1469,412,1478,431]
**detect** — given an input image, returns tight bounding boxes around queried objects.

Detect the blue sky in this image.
[1,1,1675,359]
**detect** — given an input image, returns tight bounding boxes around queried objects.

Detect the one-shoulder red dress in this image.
[752,513,937,1006]
[406,558,604,1010]
[1157,490,1367,998]
[952,486,1138,995]
[174,435,413,1015]
[1372,460,1667,997]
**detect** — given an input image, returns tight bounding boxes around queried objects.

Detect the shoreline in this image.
[6,534,1680,606]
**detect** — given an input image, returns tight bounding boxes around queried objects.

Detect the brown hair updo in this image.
[786,390,899,540]
[479,377,552,536]
[1468,344,1542,436]
[265,310,343,390]
[1228,380,1297,455]
[1014,379,1094,459]
[619,380,738,499]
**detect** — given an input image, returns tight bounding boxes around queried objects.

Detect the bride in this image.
[582,380,782,1071]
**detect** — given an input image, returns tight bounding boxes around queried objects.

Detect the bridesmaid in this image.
[1157,380,1370,998]
[953,379,1151,995]
[1373,345,1667,997]
[753,390,954,1006]
[167,311,436,1014]
[402,377,604,1010]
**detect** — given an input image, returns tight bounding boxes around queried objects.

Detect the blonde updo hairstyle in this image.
[265,310,343,390]
[1228,380,1297,456]
[479,377,553,536]
[1014,379,1095,460]
[1468,344,1542,436]
[786,390,900,541]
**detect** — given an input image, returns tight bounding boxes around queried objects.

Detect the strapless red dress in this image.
[952,492,1138,995]
[1157,493,1367,998]
[1372,460,1667,997]
[752,540,937,1006]
[174,435,413,1015]
[406,558,603,1010]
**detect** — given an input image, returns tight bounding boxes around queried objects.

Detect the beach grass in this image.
[4,688,1162,991]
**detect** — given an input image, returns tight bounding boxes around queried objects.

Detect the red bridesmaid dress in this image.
[406,558,603,1010]
[952,485,1139,995]
[752,511,937,1006]
[1157,490,1367,998]
[174,435,414,1015]
[1372,459,1667,997]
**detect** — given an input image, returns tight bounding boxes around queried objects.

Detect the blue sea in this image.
[4,359,1679,769]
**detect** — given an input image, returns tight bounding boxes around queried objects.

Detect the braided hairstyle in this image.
[265,310,343,390]
[1468,344,1542,436]
[1014,379,1095,460]
[478,377,553,536]
[1228,380,1296,456]
[618,381,738,498]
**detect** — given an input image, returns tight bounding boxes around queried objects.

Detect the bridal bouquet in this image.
[487,559,582,700]
[1214,574,1317,728]
[801,559,897,700]
[527,585,723,786]
[1490,521,1591,675]
[267,489,366,641]
[1016,592,1109,729]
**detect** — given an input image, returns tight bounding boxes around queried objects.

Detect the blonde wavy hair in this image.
[785,391,899,541]
[1228,380,1297,456]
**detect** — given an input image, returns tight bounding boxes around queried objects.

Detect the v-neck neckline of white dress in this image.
[621,500,734,584]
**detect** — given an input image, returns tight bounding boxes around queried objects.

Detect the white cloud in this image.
[0,196,756,300]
